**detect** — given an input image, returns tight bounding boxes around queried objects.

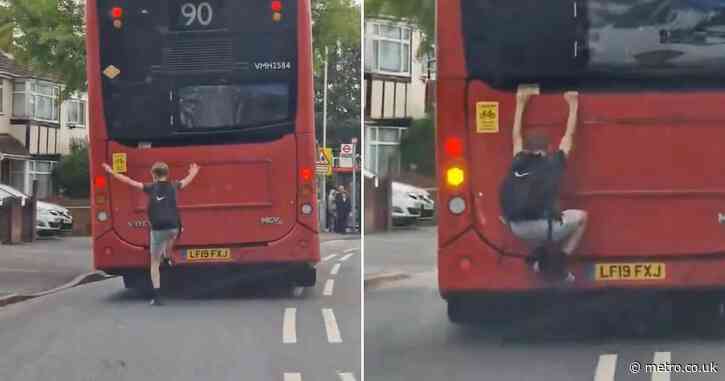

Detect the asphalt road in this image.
[365,226,725,381]
[0,238,360,381]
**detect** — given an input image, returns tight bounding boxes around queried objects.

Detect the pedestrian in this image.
[335,185,351,234]
[327,188,337,232]
[102,161,200,305]
[499,89,588,282]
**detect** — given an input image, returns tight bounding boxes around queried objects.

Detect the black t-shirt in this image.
[509,150,567,220]
[142,181,182,230]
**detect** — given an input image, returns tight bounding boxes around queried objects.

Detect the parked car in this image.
[0,184,73,236]
[414,188,436,220]
[391,181,424,226]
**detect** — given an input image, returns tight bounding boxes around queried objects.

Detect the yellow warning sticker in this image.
[103,65,120,79]
[112,153,127,173]
[476,102,499,133]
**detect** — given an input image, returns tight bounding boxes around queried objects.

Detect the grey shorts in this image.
[509,210,586,247]
[149,228,179,259]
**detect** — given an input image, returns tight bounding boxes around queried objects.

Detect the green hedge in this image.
[52,140,89,198]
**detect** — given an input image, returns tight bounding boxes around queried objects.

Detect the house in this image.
[0,51,88,199]
[363,17,434,178]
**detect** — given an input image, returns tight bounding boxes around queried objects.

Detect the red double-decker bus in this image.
[437,0,725,324]
[86,0,318,289]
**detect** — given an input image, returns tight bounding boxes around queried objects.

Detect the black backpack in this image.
[499,153,561,223]
[146,182,181,230]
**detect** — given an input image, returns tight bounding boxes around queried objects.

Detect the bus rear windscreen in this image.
[96,0,297,143]
[178,84,290,129]
[460,0,725,85]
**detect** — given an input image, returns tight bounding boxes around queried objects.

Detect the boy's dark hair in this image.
[151,162,169,179]
[523,130,551,152]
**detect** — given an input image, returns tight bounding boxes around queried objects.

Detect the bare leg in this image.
[562,211,588,255]
[164,237,177,263]
[150,255,162,290]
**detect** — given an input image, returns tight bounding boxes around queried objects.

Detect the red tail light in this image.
[444,137,463,157]
[94,176,107,190]
[300,167,312,182]
[271,1,283,12]
[111,7,123,19]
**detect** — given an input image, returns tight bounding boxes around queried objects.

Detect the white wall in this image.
[0,77,12,134]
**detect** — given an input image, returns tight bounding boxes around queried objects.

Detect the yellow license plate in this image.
[595,263,666,281]
[186,248,232,261]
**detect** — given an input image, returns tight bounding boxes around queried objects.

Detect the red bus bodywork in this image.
[86,1,319,280]
[437,0,725,298]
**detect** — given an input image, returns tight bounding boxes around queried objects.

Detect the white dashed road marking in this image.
[343,248,357,253]
[339,253,354,262]
[283,373,302,381]
[330,263,341,275]
[322,308,343,343]
[338,372,356,381]
[322,254,338,262]
[283,308,297,344]
[323,279,335,296]
[652,352,671,381]
[594,354,617,381]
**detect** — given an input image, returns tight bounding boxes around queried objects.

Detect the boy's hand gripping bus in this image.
[86,0,319,288]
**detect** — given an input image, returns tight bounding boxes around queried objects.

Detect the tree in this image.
[0,0,86,97]
[312,0,361,148]
[399,116,435,177]
[52,139,89,198]
[365,0,434,56]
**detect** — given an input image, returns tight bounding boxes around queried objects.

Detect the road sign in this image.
[339,143,355,168]
[340,144,353,155]
[317,147,333,176]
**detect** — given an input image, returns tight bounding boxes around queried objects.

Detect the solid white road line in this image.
[292,287,304,297]
[343,248,357,253]
[594,354,617,381]
[652,352,671,381]
[322,308,343,343]
[323,279,335,296]
[283,373,302,381]
[330,263,341,276]
[323,254,338,262]
[338,372,356,381]
[283,308,297,344]
[339,253,354,262]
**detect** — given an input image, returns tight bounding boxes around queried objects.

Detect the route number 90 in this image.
[181,2,214,27]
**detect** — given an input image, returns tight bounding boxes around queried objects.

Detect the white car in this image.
[414,188,436,220]
[0,184,73,236]
[391,181,424,226]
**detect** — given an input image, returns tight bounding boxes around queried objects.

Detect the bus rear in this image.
[86,0,318,287]
[437,0,725,320]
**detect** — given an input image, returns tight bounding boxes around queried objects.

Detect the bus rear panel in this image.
[437,0,725,298]
[86,0,318,281]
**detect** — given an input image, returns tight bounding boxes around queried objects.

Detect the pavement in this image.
[0,237,360,381]
[0,236,94,297]
[364,225,725,381]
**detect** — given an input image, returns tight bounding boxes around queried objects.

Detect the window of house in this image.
[13,80,60,123]
[65,99,86,127]
[28,160,54,199]
[366,22,412,76]
[364,126,406,177]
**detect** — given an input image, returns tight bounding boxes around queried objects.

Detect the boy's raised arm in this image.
[102,163,144,190]
[179,163,200,189]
